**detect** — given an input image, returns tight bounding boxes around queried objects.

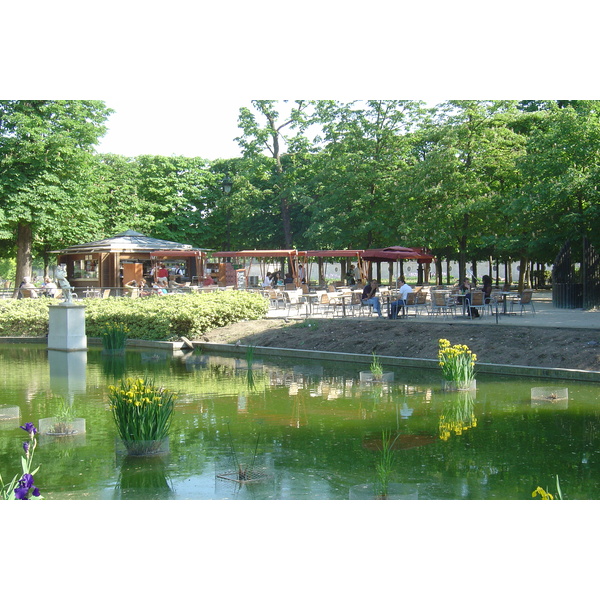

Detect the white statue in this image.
[55,264,74,303]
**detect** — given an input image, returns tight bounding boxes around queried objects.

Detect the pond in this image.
[1,343,599,500]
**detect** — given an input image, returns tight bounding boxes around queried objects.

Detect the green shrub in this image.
[0,291,269,341]
[0,298,59,336]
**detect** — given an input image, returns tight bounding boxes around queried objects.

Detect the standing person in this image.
[346,265,356,285]
[156,263,169,287]
[298,264,306,284]
[389,277,412,319]
[353,264,362,286]
[361,280,383,317]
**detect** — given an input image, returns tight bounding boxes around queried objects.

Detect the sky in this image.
[94,96,250,159]
[5,5,596,162]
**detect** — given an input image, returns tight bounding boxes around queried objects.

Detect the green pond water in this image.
[1,343,599,500]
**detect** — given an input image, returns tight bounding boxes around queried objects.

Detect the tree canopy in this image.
[2,99,599,287]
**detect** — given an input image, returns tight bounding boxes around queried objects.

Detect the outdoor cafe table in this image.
[494,291,516,314]
[300,293,319,316]
[328,291,353,317]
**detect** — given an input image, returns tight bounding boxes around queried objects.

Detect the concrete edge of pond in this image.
[197,342,600,383]
[2,337,599,382]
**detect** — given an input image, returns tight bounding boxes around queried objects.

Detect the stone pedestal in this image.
[48,304,87,351]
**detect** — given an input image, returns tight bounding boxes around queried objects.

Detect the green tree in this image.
[308,100,424,250]
[402,100,526,283]
[515,101,600,258]
[235,100,313,249]
[0,100,112,285]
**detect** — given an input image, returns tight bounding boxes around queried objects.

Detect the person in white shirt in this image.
[389,277,413,319]
[262,272,273,288]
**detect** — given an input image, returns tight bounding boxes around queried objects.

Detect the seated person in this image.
[261,272,272,288]
[283,273,294,285]
[389,277,412,319]
[481,275,492,303]
[202,275,215,286]
[19,276,38,298]
[361,280,383,317]
[42,276,58,297]
[152,282,168,295]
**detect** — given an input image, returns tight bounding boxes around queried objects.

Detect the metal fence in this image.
[552,237,600,309]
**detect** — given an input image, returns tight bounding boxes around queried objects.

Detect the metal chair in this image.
[430,291,456,318]
[466,291,486,319]
[510,290,536,315]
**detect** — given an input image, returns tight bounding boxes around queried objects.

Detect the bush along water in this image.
[108,377,176,456]
[0,422,43,500]
[0,290,269,340]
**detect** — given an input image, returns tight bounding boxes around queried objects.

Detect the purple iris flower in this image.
[14,473,40,500]
[23,441,30,455]
[20,422,37,436]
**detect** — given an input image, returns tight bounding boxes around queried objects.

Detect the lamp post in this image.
[221,174,233,195]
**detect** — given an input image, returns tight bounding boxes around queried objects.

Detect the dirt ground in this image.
[197,317,600,372]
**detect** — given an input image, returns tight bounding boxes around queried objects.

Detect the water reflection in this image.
[2,343,600,499]
[115,455,174,500]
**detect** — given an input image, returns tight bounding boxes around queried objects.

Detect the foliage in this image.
[108,377,176,449]
[532,475,563,500]
[0,422,43,500]
[374,430,399,498]
[369,352,383,377]
[0,297,59,336]
[438,338,477,386]
[223,422,262,481]
[3,99,600,285]
[0,100,113,284]
[84,292,269,340]
[52,398,78,434]
[0,291,269,340]
[102,322,130,351]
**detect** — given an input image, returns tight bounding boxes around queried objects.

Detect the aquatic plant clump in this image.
[102,322,130,351]
[108,378,176,452]
[438,338,477,387]
[369,353,384,378]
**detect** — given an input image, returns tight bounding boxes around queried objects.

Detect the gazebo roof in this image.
[52,230,210,255]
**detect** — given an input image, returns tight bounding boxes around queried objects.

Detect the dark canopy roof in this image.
[52,230,209,255]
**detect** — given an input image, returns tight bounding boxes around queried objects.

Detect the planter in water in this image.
[442,379,476,392]
[39,417,86,436]
[117,436,170,457]
[0,405,20,421]
[531,387,568,407]
[360,371,394,383]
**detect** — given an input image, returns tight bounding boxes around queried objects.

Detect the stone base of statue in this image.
[48,304,87,351]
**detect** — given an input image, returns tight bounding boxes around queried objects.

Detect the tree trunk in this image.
[14,223,33,297]
[517,256,527,292]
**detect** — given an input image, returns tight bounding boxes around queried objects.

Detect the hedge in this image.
[0,291,270,340]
